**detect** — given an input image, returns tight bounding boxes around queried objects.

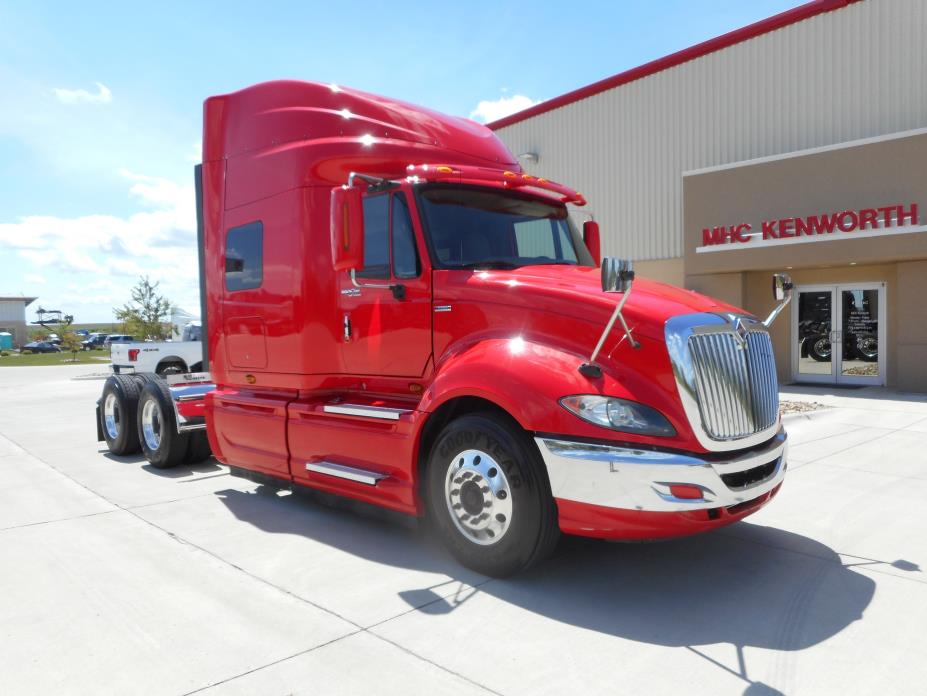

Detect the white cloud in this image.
[53,82,112,105]
[25,273,46,284]
[185,141,202,164]
[0,169,199,321]
[469,94,540,124]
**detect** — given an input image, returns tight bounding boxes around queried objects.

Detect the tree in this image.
[114,276,172,341]
[59,332,83,361]
[29,327,50,342]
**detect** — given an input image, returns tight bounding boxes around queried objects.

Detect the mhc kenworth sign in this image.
[697,203,920,252]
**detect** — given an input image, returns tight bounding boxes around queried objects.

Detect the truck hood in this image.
[435,264,746,343]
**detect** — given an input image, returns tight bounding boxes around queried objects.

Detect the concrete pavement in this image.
[1,365,925,695]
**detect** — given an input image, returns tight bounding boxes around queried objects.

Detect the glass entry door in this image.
[792,283,885,385]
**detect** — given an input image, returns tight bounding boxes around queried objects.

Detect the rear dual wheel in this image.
[138,380,188,468]
[101,375,213,466]
[100,375,142,455]
[426,413,559,577]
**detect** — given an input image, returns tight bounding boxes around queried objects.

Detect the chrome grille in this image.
[687,329,779,440]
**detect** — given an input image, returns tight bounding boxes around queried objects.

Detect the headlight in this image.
[559,395,676,437]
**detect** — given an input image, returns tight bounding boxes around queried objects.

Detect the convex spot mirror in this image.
[772,272,794,302]
[582,220,601,267]
[331,185,365,271]
[601,257,635,293]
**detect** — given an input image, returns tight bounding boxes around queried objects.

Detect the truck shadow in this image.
[101,451,223,478]
[214,484,890,668]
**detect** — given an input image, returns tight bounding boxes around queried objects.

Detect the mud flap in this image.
[95,399,104,442]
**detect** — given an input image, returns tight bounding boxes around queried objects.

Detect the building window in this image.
[225,222,263,291]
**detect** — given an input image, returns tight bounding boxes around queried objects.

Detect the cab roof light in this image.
[405,163,587,206]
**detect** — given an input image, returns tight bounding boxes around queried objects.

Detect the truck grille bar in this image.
[687,330,779,440]
[665,313,781,451]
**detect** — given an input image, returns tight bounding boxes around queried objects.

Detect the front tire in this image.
[137,381,189,468]
[856,334,878,362]
[808,336,832,362]
[426,412,559,577]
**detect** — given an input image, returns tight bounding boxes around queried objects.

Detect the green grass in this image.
[0,350,111,367]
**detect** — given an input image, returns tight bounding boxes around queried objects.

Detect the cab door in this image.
[339,189,432,377]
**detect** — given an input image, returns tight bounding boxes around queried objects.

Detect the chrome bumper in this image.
[535,428,787,513]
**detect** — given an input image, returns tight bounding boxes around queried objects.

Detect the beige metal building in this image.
[491,0,927,391]
[0,297,38,348]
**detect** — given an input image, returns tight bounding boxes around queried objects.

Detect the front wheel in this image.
[426,412,559,577]
[808,336,832,362]
[856,334,878,362]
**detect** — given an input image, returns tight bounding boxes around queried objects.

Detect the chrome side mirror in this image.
[764,272,794,328]
[601,257,634,294]
[772,273,793,302]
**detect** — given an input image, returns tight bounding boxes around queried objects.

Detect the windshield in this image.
[415,184,594,269]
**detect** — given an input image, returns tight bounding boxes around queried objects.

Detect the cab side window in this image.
[358,191,421,280]
[225,221,264,291]
[358,194,390,279]
[392,193,420,279]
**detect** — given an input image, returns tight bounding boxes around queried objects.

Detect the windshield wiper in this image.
[451,259,521,270]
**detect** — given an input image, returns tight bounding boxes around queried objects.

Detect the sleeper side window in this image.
[391,193,420,279]
[358,194,390,279]
[225,221,263,291]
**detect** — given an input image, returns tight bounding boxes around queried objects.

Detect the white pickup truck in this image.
[110,323,204,376]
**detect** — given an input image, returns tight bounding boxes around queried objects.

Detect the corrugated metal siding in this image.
[0,301,28,323]
[494,0,927,261]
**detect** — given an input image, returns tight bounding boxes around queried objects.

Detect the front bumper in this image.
[535,428,787,539]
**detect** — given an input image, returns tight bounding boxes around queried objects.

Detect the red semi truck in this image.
[96,81,793,576]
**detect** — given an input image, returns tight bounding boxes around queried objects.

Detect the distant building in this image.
[0,297,38,347]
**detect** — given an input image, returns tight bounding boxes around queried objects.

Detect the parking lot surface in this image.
[1,365,926,695]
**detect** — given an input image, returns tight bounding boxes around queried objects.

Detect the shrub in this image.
[0,350,8,357]
[22,349,33,355]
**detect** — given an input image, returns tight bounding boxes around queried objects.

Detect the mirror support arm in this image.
[763,274,795,328]
[763,294,792,328]
[350,269,407,301]
[589,286,639,360]
[579,287,639,378]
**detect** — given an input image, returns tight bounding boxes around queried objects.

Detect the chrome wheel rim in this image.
[813,338,831,358]
[859,337,877,357]
[141,399,162,451]
[445,448,513,546]
[103,392,119,440]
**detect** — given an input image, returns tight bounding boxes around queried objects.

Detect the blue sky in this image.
[0,0,801,322]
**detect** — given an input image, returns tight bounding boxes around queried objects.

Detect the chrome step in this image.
[305,460,387,486]
[322,403,411,420]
